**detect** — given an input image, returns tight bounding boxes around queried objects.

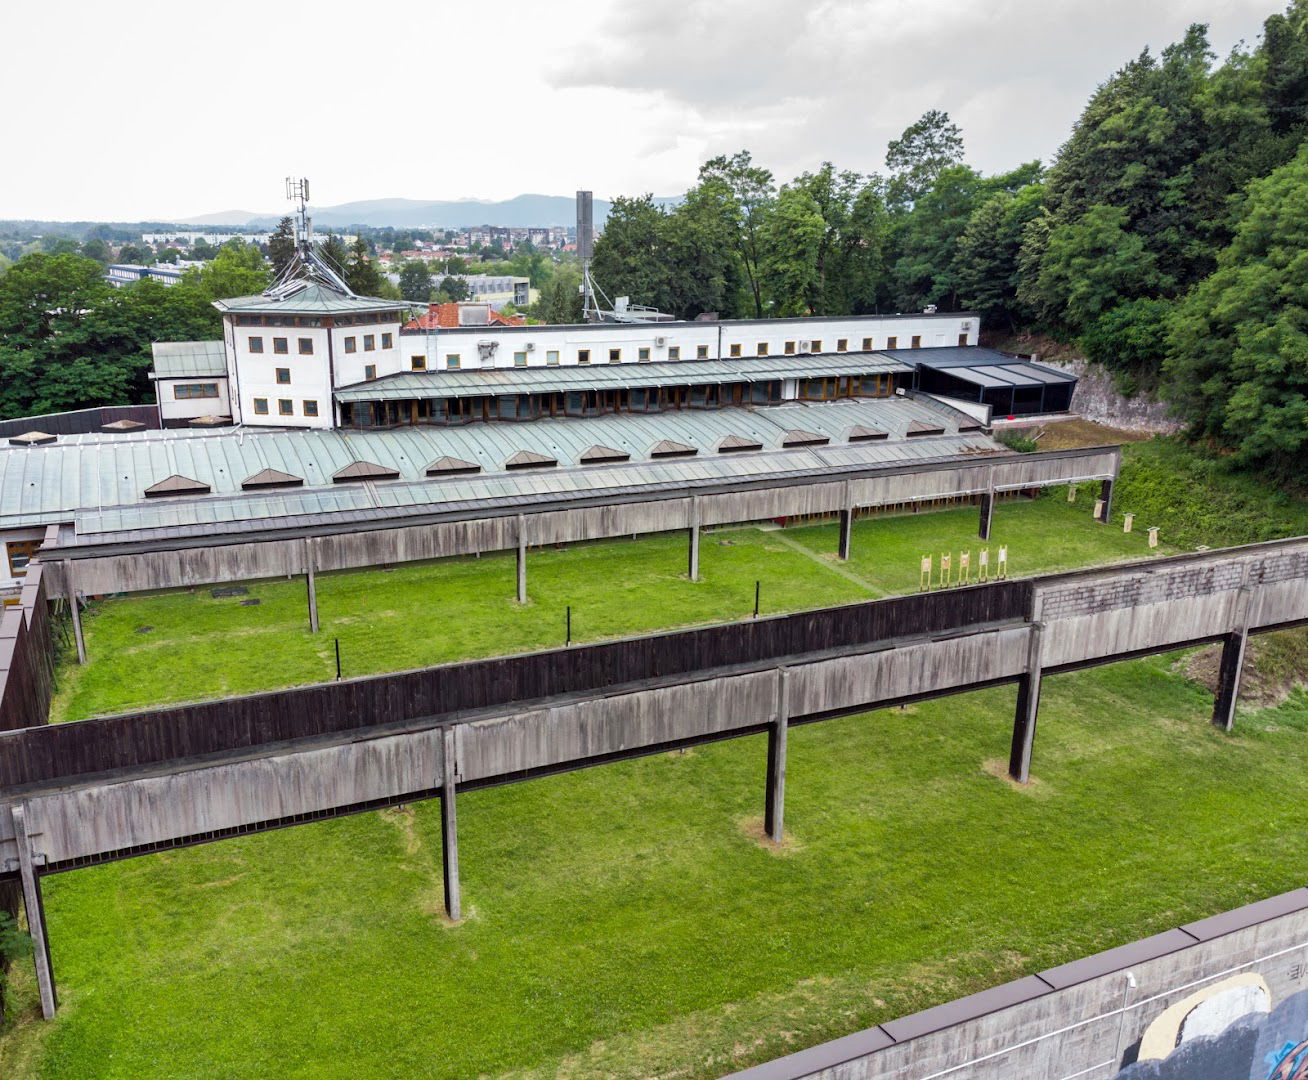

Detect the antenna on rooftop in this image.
[577,190,599,322]
[286,177,312,254]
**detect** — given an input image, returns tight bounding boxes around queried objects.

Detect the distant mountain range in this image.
[181,194,681,229]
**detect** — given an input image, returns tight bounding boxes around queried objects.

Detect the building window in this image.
[911,335,922,348]
[697,344,709,359]
[173,383,220,399]
[253,398,269,415]
[364,334,376,351]
[609,348,621,363]
[862,337,873,350]
[811,339,822,353]
[365,364,377,380]
[6,539,41,578]
[514,351,528,367]
[756,342,767,356]
[303,400,319,417]
[248,336,263,353]
[381,333,393,348]
[278,399,293,415]
[784,341,795,355]
[446,354,460,369]
[958,333,968,346]
[638,347,651,362]
[273,337,288,354]
[837,338,848,351]
[275,368,290,385]
[298,337,313,355]
[668,346,680,360]
[546,350,559,366]
[729,344,742,358]
[345,336,357,353]
[886,336,898,349]
[411,355,426,370]
[578,349,590,364]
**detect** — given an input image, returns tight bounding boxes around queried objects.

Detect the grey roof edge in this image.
[725,887,1308,1079]
[402,312,981,337]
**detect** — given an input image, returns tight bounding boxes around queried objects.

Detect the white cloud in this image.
[0,0,1277,220]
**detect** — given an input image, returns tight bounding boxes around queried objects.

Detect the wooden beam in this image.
[1096,479,1114,524]
[979,490,995,541]
[764,669,790,843]
[838,510,853,561]
[516,515,527,604]
[441,727,461,921]
[304,539,319,634]
[62,561,85,665]
[688,497,700,582]
[1008,622,1044,784]
[12,805,57,1019]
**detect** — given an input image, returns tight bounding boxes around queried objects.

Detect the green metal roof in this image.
[0,397,996,541]
[213,282,408,317]
[334,352,913,403]
[149,341,227,380]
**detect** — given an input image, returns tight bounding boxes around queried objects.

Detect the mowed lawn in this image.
[52,494,1162,722]
[1,494,1226,1078]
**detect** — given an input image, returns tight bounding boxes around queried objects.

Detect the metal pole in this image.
[765,669,790,843]
[63,561,85,665]
[566,605,571,646]
[334,638,341,680]
[753,580,760,619]
[305,538,319,634]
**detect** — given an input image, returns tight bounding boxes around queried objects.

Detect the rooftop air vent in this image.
[717,434,764,453]
[906,420,946,437]
[8,431,56,447]
[504,450,557,470]
[144,474,211,498]
[781,429,830,448]
[579,444,630,465]
[242,468,304,490]
[425,455,481,477]
[847,425,888,442]
[333,460,401,483]
[648,439,698,459]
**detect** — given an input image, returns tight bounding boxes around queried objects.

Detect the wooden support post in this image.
[304,539,319,634]
[764,669,790,843]
[978,490,995,541]
[515,515,527,604]
[62,561,85,665]
[688,497,700,582]
[12,806,57,1019]
[1008,622,1044,784]
[441,727,461,921]
[838,509,853,561]
[1096,479,1114,524]
[1212,585,1253,732]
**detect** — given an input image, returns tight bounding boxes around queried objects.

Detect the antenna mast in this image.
[286,177,312,254]
[576,190,599,322]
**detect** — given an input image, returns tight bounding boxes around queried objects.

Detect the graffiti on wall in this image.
[1114,973,1308,1079]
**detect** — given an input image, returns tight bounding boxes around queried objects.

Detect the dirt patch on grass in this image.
[982,758,1052,796]
[1003,418,1153,451]
[736,815,802,856]
[1182,627,1308,710]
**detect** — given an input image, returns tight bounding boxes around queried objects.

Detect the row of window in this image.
[407,336,957,371]
[173,383,221,399]
[233,314,401,327]
[344,333,392,353]
[247,332,394,356]
[252,398,320,417]
[250,336,313,355]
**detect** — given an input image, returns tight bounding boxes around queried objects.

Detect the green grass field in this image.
[4,463,1306,1078]
[52,494,1159,722]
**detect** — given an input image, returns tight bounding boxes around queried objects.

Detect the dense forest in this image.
[590,1,1308,478]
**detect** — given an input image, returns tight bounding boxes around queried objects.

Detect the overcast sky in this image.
[0,0,1279,221]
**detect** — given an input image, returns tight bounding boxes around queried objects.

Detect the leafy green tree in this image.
[697,151,776,317]
[662,180,744,319]
[190,238,218,261]
[397,260,433,302]
[758,186,824,316]
[155,247,179,264]
[345,236,385,296]
[1079,297,1173,391]
[590,194,672,312]
[80,237,110,264]
[180,239,267,300]
[529,268,583,324]
[1022,204,1169,330]
[41,236,81,256]
[116,242,152,264]
[953,183,1044,329]
[267,216,297,279]
[835,180,891,314]
[318,233,350,279]
[438,275,470,301]
[885,110,964,207]
[1163,144,1308,476]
